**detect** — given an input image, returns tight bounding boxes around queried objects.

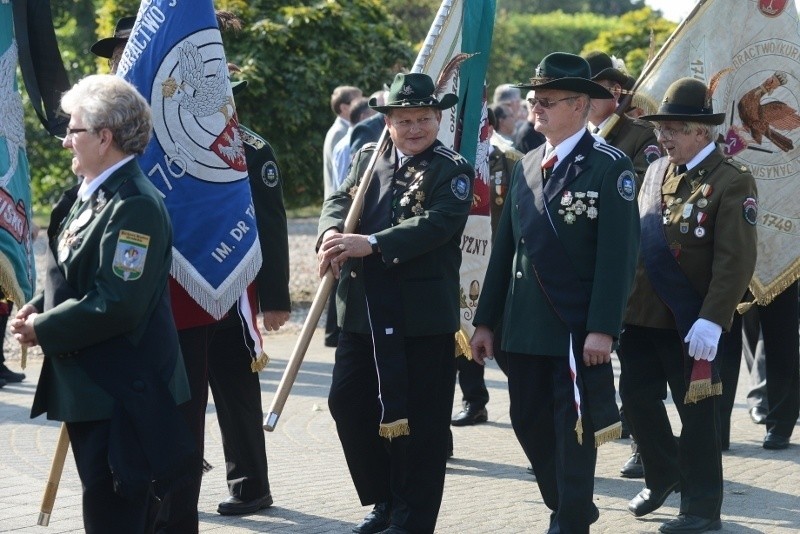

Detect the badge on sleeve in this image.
[451,174,470,201]
[617,170,636,201]
[112,230,151,281]
[644,145,661,164]
[261,161,279,188]
[743,197,758,225]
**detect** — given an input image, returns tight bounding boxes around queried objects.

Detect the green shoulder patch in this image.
[434,145,467,165]
[112,230,150,281]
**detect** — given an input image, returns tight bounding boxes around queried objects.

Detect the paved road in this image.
[1,330,798,533]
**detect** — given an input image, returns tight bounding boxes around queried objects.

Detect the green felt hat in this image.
[369,73,458,113]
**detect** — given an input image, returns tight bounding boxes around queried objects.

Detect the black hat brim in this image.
[231,80,248,97]
[591,68,630,87]
[90,37,127,59]
[639,112,727,125]
[369,92,459,113]
[515,78,613,99]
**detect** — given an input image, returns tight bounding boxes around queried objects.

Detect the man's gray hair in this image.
[493,83,521,105]
[61,74,152,155]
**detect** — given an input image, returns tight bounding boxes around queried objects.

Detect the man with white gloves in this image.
[617,78,757,534]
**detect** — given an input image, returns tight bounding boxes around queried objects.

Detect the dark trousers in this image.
[618,325,723,520]
[151,317,270,532]
[716,314,743,449]
[325,280,340,345]
[506,352,599,534]
[455,356,489,408]
[328,331,456,534]
[743,283,800,437]
[67,420,150,534]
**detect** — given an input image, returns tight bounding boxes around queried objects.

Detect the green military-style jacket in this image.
[624,148,758,331]
[240,124,291,313]
[475,130,640,356]
[604,114,661,185]
[318,140,474,337]
[488,143,523,237]
[30,159,188,422]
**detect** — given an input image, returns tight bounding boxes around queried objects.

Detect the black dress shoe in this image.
[659,514,721,533]
[763,430,790,450]
[0,377,6,388]
[451,404,488,426]
[0,364,23,383]
[749,406,768,425]
[620,452,644,478]
[217,493,273,515]
[353,502,390,534]
[377,527,409,534]
[628,481,680,517]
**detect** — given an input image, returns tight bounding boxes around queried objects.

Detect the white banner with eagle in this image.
[637,0,800,304]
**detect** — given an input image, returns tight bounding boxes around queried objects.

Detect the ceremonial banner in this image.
[118,1,261,318]
[637,0,800,304]
[413,0,496,356]
[0,4,35,309]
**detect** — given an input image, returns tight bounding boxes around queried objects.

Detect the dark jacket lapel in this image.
[543,130,595,204]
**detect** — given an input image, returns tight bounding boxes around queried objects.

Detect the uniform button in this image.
[132,380,145,392]
[350,270,357,278]
[520,238,525,244]
[393,258,399,264]
[515,271,522,279]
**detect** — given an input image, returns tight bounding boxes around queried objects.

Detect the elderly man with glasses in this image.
[470,52,640,533]
[619,77,757,534]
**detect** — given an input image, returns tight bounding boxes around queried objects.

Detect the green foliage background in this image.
[21,0,674,212]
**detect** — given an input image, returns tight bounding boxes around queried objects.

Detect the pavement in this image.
[1,330,798,533]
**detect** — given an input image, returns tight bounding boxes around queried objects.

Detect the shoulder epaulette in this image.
[724,158,751,174]
[592,141,626,161]
[361,142,378,152]
[433,145,468,165]
[239,126,266,150]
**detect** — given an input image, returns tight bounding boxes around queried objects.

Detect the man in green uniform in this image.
[470,52,640,532]
[620,78,757,534]
[318,72,473,534]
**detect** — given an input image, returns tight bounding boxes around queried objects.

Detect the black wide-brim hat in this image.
[231,80,248,96]
[640,77,726,125]
[91,16,136,59]
[515,52,613,99]
[583,51,630,86]
[369,72,458,113]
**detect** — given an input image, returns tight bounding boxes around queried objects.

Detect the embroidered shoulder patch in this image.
[743,197,758,225]
[434,145,467,165]
[261,161,279,188]
[239,128,266,150]
[644,144,662,164]
[451,174,471,201]
[112,230,150,281]
[617,170,636,201]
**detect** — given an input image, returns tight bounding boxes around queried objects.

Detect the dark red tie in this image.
[542,154,558,170]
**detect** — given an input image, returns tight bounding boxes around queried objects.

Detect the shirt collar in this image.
[685,142,717,171]
[78,155,135,202]
[545,127,586,170]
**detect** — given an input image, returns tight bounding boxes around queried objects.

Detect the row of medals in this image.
[557,191,599,224]
[57,191,107,262]
[663,183,712,238]
[395,166,426,222]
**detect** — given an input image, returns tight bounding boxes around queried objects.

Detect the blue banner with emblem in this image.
[118,0,261,318]
[0,4,35,308]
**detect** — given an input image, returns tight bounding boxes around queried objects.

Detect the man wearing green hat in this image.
[470,52,640,532]
[620,77,757,533]
[317,71,473,534]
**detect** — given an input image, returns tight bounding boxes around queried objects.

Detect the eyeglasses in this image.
[527,96,579,109]
[652,126,684,140]
[65,127,90,138]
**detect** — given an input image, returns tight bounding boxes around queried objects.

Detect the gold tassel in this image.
[454,329,472,359]
[736,299,756,315]
[379,419,410,440]
[594,422,622,448]
[574,416,584,445]
[250,351,269,373]
[684,379,723,404]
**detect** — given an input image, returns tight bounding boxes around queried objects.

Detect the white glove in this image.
[684,318,722,361]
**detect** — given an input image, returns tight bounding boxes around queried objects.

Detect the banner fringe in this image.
[0,253,29,368]
[379,419,410,440]
[748,264,800,308]
[574,416,583,445]
[594,422,622,447]
[684,378,723,404]
[455,328,471,359]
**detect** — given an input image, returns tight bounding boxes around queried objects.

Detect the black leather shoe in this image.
[620,452,644,478]
[353,502,390,534]
[659,514,721,533]
[628,482,679,517]
[763,430,790,450]
[0,377,6,388]
[451,404,488,426]
[0,364,24,383]
[217,493,273,515]
[749,406,767,425]
[377,527,409,534]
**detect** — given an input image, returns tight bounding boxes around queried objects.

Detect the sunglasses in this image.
[527,96,579,109]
